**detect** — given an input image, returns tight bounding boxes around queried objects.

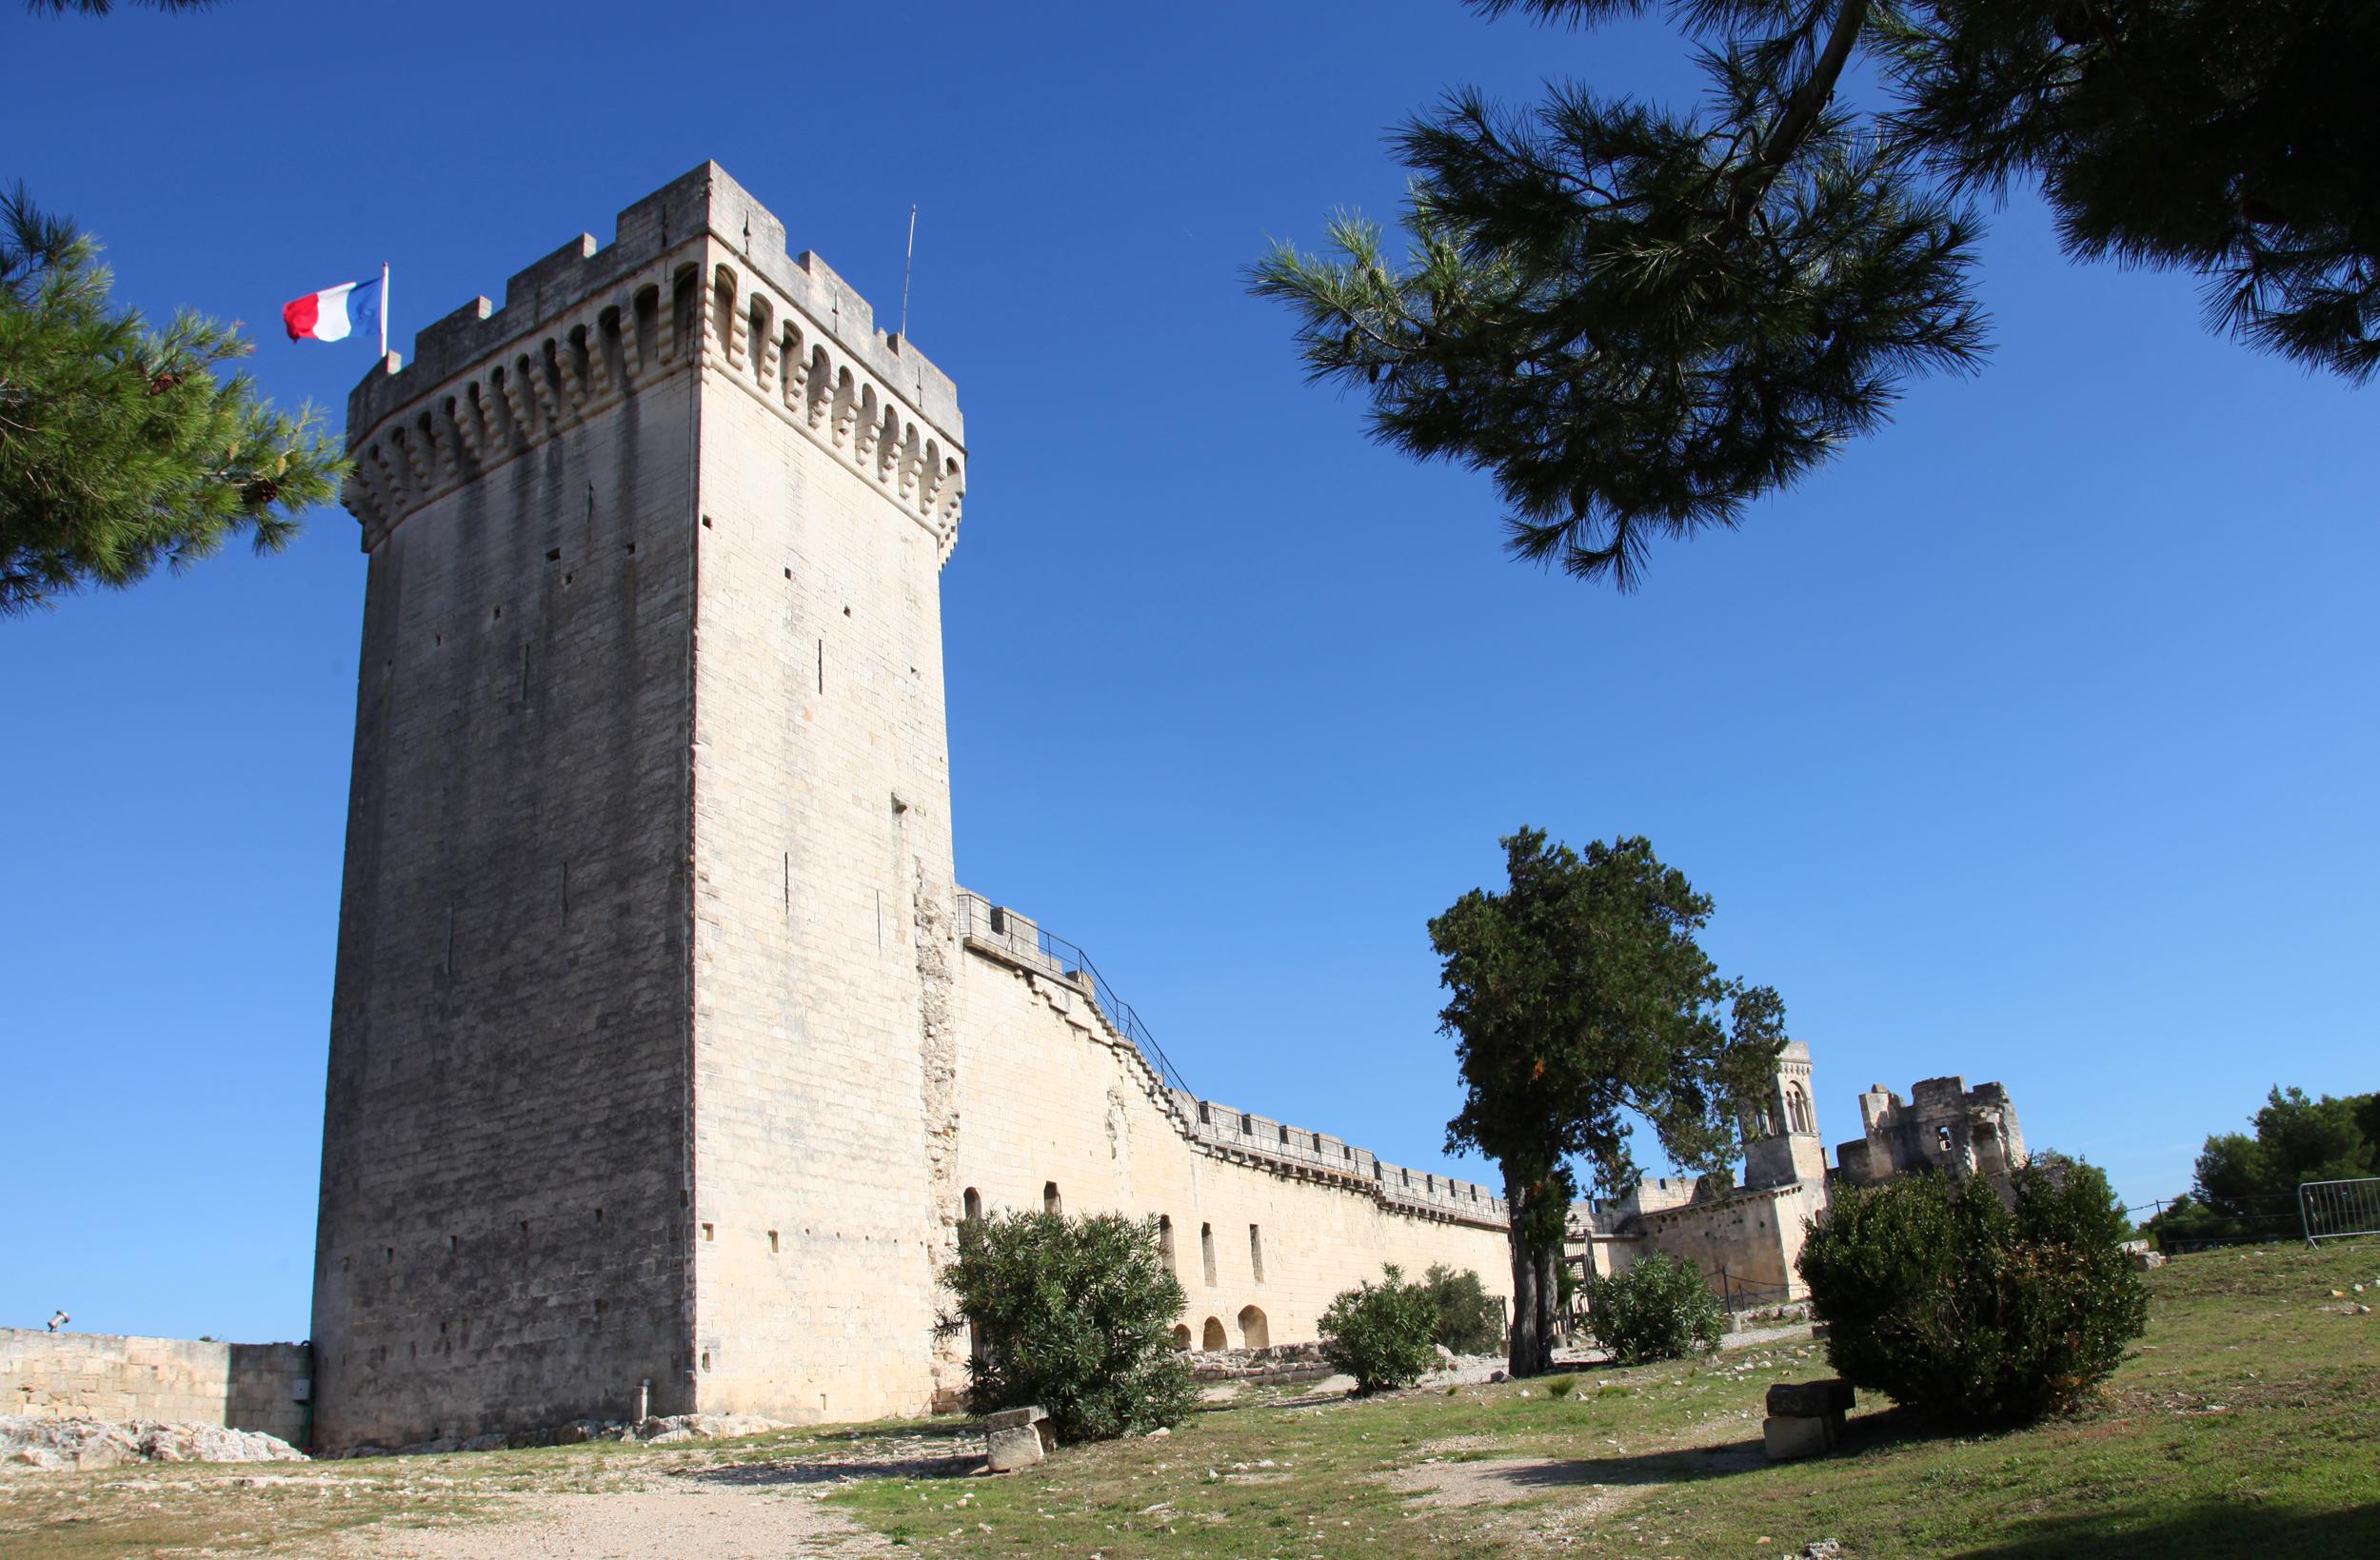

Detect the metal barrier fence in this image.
[1713,1269,1799,1314]
[953,891,1195,1100]
[2127,1190,2308,1253]
[2299,1177,2380,1246]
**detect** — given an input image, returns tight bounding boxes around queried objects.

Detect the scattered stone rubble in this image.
[1,1415,307,1474]
[1184,1342,1337,1386]
[342,1412,791,1458]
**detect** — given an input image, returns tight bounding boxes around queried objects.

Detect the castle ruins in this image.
[1566,1053,2030,1309]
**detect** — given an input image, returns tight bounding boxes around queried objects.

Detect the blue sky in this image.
[3,1,2372,1344]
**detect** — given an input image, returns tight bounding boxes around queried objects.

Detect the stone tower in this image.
[310,165,967,1451]
[1742,1039,1827,1189]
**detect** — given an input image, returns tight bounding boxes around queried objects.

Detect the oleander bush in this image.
[1581,1251,1727,1364]
[1319,1265,1441,1393]
[1421,1263,1506,1354]
[942,1210,1196,1442]
[1798,1158,2149,1422]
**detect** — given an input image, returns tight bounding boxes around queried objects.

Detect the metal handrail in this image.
[955,891,1195,1100]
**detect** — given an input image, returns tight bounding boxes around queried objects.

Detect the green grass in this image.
[823,1241,2380,1559]
[3,1242,2372,1559]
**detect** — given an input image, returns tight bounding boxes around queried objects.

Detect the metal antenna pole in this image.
[899,205,917,341]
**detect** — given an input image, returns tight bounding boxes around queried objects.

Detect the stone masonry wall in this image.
[2,1331,311,1448]
[951,925,1514,1356]
[312,190,720,1453]
[683,227,963,1424]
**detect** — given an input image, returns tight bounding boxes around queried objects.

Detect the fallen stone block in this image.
[2130,1250,2167,1272]
[982,1405,1046,1432]
[985,1424,1044,1471]
[1763,1414,1835,1462]
[1765,1379,1854,1418]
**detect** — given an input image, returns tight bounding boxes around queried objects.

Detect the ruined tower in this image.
[310,165,967,1451]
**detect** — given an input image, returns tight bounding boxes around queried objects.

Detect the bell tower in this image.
[1742,1040,1828,1189]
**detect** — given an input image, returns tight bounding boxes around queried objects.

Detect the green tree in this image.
[26,3,222,15]
[0,186,343,616]
[1433,827,1787,1375]
[2144,1085,2378,1246]
[1253,2,2376,589]
[939,1209,1197,1443]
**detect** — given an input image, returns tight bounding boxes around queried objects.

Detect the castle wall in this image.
[949,927,1512,1357]
[1,1331,311,1448]
[682,238,962,1423]
[1629,1180,1828,1303]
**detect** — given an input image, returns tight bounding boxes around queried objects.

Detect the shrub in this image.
[941,1210,1196,1443]
[1582,1252,1726,1364]
[1797,1159,2150,1422]
[1545,1375,1576,1398]
[1319,1265,1441,1393]
[1420,1264,1506,1353]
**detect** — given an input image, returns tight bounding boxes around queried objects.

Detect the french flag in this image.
[284,268,387,348]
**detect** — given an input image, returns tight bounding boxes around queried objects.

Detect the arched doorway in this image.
[1200,1315,1227,1351]
[1237,1305,1270,1350]
[1170,1324,1192,1352]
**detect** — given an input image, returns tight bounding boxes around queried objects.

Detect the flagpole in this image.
[379,262,389,359]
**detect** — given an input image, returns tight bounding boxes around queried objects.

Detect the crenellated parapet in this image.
[957,887,1510,1233]
[1179,1095,1509,1230]
[339,162,966,561]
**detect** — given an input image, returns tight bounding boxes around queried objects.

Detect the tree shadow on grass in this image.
[676,1451,981,1488]
[1952,1498,2380,1560]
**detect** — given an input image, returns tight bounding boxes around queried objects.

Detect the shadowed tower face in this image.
[309,164,967,1452]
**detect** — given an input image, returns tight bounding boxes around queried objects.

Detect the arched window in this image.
[1042,1181,1061,1214]
[1785,1083,1813,1135]
[1200,1222,1217,1286]
[1248,1224,1264,1283]
[1157,1214,1176,1274]
[710,264,739,360]
[962,1187,982,1222]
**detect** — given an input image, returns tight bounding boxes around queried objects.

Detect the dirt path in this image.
[320,1480,901,1559]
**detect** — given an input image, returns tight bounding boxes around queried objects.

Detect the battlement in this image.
[339,162,965,559]
[1178,1094,1508,1228]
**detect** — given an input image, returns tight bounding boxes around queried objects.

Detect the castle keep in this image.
[309,165,1511,1452]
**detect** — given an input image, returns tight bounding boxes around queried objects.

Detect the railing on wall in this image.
[954,890,1195,1100]
[2300,1177,2380,1246]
